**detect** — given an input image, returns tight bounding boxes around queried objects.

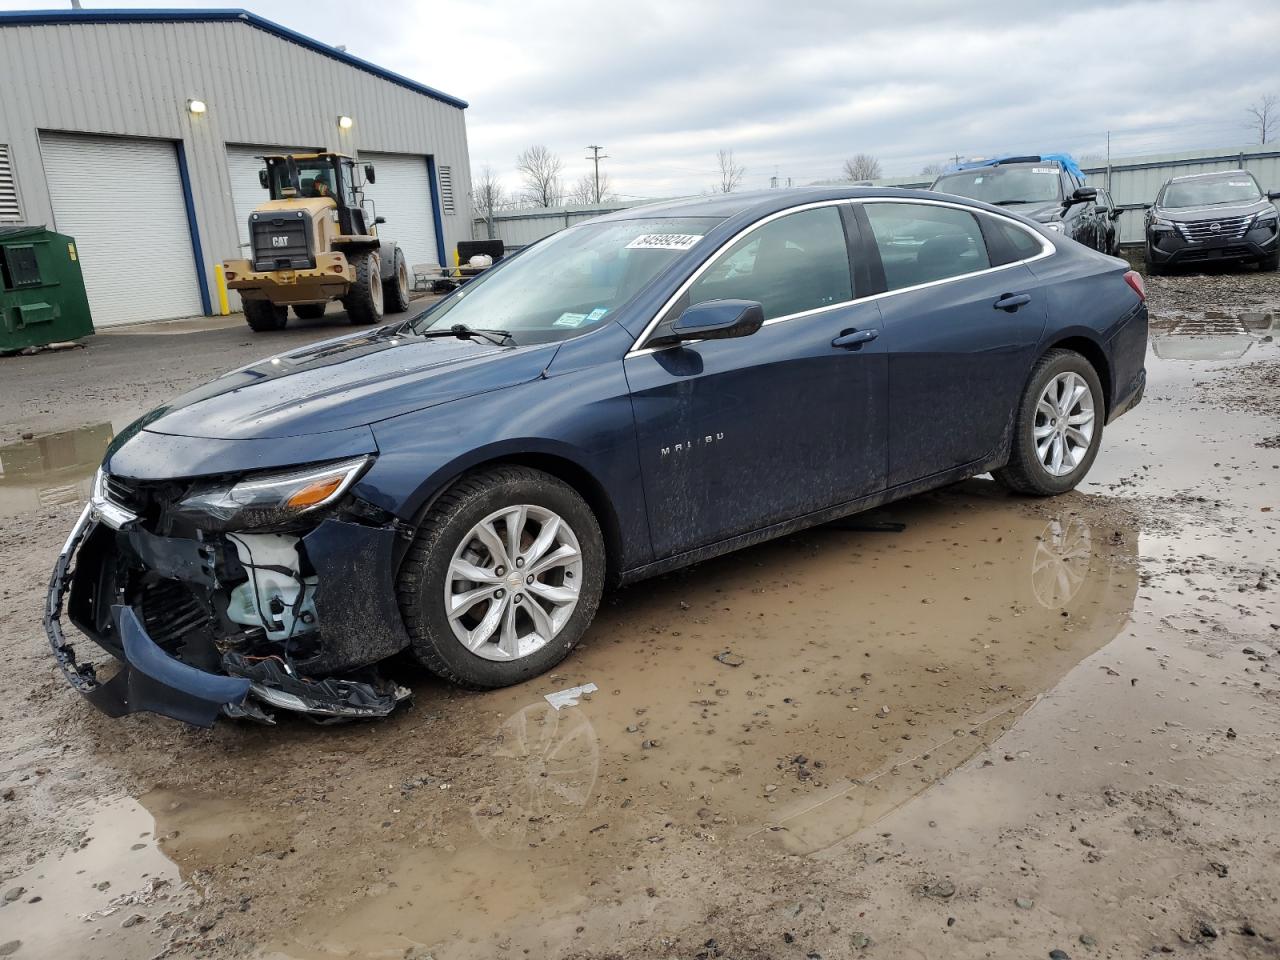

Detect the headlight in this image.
[1044,221,1064,233]
[1253,212,1278,229]
[1149,217,1174,231]
[175,456,372,530]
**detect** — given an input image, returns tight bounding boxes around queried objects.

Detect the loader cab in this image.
[259,153,374,237]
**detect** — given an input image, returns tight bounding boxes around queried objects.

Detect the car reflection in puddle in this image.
[1149,310,1274,361]
[264,480,1139,958]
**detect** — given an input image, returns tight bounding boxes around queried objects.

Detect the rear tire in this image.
[994,349,1104,497]
[243,299,288,332]
[397,466,605,689]
[292,302,327,320]
[383,247,411,313]
[342,251,383,325]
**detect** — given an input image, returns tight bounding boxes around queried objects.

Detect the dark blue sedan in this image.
[46,187,1148,726]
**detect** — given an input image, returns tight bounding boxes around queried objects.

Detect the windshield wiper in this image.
[993,199,1039,206]
[418,324,513,346]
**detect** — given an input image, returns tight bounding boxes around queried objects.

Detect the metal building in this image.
[0,8,471,325]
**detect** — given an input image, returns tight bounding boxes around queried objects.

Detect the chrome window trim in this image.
[625,196,1056,359]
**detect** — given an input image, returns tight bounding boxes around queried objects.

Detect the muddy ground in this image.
[1,274,1278,960]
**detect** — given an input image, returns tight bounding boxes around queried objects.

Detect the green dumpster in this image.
[0,225,94,352]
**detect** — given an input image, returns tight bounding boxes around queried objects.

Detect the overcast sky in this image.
[6,0,1280,201]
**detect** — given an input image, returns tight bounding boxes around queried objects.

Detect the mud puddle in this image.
[0,423,117,518]
[216,482,1141,959]
[0,796,192,960]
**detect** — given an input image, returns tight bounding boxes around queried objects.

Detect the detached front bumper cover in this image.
[44,505,251,728]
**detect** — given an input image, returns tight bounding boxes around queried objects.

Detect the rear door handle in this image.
[994,293,1032,312]
[832,328,879,349]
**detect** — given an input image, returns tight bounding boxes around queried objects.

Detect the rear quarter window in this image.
[864,203,990,290]
[982,216,1046,265]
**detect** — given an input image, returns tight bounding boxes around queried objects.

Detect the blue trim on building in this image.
[425,155,448,267]
[174,139,213,316]
[0,8,468,110]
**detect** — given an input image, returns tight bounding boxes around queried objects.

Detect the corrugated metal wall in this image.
[1081,144,1280,244]
[0,18,471,313]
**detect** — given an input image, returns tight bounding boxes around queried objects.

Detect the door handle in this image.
[832,328,878,349]
[993,293,1032,312]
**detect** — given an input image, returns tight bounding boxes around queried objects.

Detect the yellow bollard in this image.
[213,264,231,316]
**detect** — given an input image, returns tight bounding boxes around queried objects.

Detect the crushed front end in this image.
[45,457,414,727]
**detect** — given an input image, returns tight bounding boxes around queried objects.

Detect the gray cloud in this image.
[15,0,1279,199]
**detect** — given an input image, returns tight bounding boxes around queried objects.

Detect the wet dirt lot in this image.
[1,275,1279,960]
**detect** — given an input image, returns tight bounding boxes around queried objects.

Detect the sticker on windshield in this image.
[1228,181,1251,187]
[587,307,609,321]
[1032,167,1057,174]
[553,312,588,328]
[626,234,703,251]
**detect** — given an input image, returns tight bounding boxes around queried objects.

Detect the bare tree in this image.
[919,162,944,177]
[568,170,615,205]
[717,149,746,193]
[516,145,564,207]
[1247,94,1278,144]
[842,153,882,181]
[471,165,505,238]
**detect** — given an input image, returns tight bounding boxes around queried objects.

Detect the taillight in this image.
[1123,270,1146,302]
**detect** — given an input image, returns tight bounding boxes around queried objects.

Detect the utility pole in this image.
[1105,130,1112,192]
[951,153,963,167]
[585,145,608,203]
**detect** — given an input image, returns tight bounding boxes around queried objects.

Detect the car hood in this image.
[1153,198,1274,223]
[141,327,559,441]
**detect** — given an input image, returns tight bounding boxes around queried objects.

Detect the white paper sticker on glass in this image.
[626,234,703,251]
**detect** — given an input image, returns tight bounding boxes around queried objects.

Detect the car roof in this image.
[588,186,999,224]
[1166,169,1253,184]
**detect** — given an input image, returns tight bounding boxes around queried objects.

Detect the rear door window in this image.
[863,203,991,290]
[684,206,852,321]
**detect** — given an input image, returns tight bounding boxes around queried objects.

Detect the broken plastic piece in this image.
[544,682,598,710]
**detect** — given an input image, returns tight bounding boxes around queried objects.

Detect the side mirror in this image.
[374,216,386,225]
[1268,190,1280,201]
[364,164,376,184]
[258,169,268,189]
[1111,208,1124,220]
[1066,186,1098,205]
[648,299,765,348]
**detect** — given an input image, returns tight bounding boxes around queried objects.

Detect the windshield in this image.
[932,165,1063,205]
[1160,173,1262,209]
[410,217,722,344]
[270,160,338,200]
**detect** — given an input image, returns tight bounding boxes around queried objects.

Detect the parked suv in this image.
[1145,170,1280,274]
[931,156,1111,253]
[1094,187,1122,256]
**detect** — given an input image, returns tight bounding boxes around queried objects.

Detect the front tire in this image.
[994,349,1104,497]
[1259,251,1279,272]
[397,466,606,689]
[383,247,411,313]
[342,251,383,325]
[243,299,288,332]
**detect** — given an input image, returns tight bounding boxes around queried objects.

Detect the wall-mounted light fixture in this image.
[187,99,208,114]
[337,115,354,130]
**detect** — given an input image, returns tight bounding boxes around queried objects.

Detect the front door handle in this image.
[832,328,879,350]
[993,292,1032,312]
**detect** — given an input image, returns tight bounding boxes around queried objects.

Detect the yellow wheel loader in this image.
[222,152,411,332]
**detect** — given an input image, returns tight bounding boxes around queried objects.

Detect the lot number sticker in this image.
[554,312,589,328]
[626,234,703,251]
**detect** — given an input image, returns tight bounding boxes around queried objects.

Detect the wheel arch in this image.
[1042,334,1112,417]
[400,448,627,585]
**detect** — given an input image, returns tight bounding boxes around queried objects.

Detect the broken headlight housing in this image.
[173,455,372,531]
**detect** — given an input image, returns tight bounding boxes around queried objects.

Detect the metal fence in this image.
[472,199,661,249]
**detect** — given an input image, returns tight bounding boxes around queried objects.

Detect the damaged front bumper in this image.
[45,490,414,728]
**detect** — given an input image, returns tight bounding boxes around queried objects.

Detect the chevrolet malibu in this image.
[45,188,1148,727]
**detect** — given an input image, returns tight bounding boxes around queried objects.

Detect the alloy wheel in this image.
[445,504,583,661]
[1035,371,1095,477]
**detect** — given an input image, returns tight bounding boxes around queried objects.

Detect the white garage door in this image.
[41,133,203,326]
[359,152,439,268]
[226,144,312,256]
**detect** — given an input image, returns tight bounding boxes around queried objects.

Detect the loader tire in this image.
[383,247,411,314]
[342,251,383,325]
[244,299,288,332]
